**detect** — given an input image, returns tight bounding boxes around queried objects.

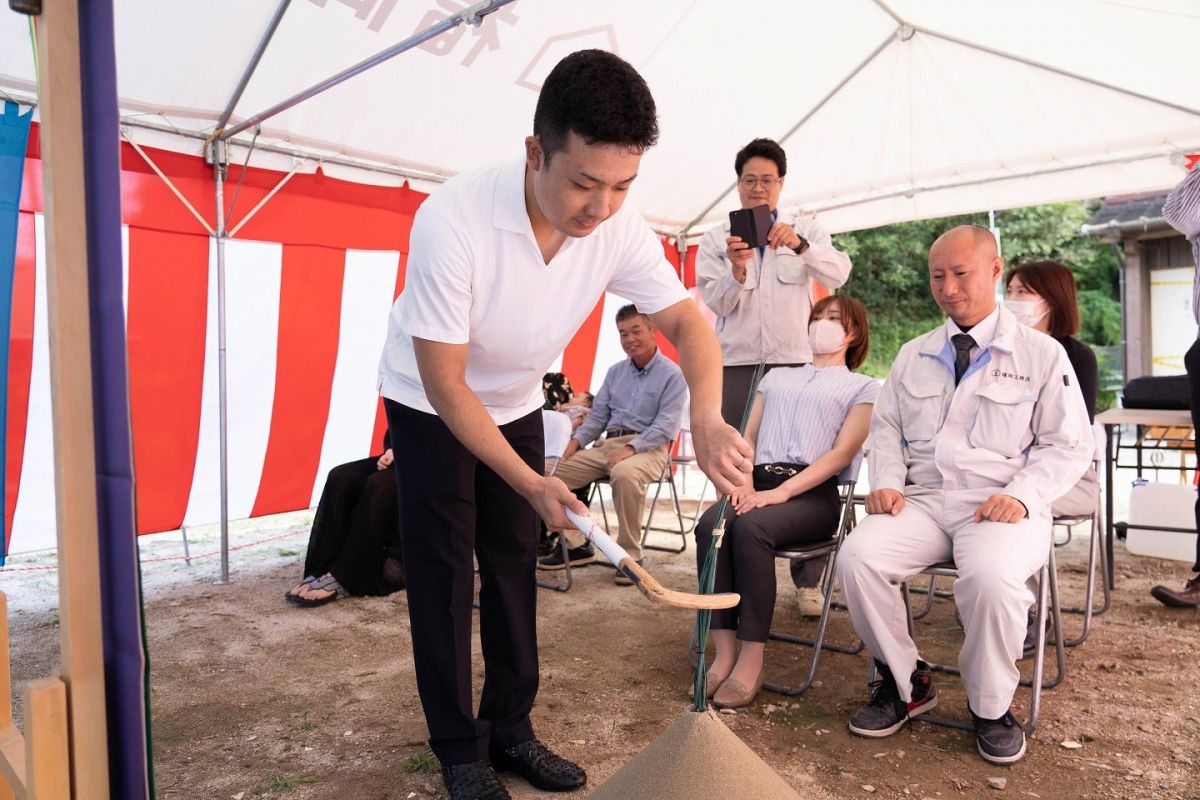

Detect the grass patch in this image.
[297,712,315,731]
[402,751,440,774]
[278,549,300,557]
[258,776,316,794]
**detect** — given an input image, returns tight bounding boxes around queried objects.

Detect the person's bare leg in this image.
[728,640,765,688]
[708,629,738,685]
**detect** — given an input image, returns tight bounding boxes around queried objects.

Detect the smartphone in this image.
[728,204,772,249]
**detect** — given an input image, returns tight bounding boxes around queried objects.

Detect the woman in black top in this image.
[1004,259,1098,517]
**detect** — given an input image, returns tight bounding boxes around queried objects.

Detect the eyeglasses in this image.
[739,175,780,189]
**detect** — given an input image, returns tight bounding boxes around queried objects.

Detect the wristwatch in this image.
[791,236,810,255]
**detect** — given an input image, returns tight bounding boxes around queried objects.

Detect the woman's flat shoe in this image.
[687,668,731,701]
[712,673,765,709]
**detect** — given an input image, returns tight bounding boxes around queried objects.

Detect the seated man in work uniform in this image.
[540,304,687,583]
[836,225,1092,765]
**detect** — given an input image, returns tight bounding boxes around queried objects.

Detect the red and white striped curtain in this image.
[6,129,699,556]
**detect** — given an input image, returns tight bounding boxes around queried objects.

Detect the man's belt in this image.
[606,427,639,438]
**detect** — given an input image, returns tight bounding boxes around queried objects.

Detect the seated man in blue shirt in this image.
[540,304,687,583]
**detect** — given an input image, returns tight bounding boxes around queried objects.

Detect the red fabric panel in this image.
[5,213,36,546]
[561,295,606,393]
[684,244,698,289]
[251,246,345,516]
[21,124,427,252]
[126,229,210,534]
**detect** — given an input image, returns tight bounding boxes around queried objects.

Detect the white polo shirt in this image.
[378,159,690,424]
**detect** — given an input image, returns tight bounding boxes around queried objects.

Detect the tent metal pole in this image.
[807,147,1200,219]
[215,0,293,134]
[680,28,898,233]
[212,141,231,585]
[915,28,1200,119]
[219,0,516,142]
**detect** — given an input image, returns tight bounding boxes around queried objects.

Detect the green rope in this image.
[692,359,765,711]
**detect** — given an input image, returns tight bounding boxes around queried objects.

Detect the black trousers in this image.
[1187,339,1200,572]
[386,400,543,765]
[694,466,840,642]
[303,456,403,596]
[720,363,805,427]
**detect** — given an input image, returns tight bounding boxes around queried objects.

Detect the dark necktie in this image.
[952,333,976,386]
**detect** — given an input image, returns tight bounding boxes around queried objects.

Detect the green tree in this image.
[832,201,1121,383]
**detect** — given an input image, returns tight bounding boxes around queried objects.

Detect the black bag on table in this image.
[1121,375,1190,410]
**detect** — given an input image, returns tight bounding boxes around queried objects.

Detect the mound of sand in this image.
[588,709,804,799]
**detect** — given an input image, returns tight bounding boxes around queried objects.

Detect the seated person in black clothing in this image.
[285,431,404,607]
[1004,260,1099,517]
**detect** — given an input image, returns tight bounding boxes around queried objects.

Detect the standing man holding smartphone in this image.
[378,50,752,800]
[697,138,853,613]
[697,138,854,427]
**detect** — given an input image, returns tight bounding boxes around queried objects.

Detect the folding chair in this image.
[1051,489,1107,647]
[586,438,689,556]
[1051,424,1111,647]
[910,424,1111,630]
[640,431,692,553]
[763,456,865,696]
[668,426,713,532]
[883,543,1067,735]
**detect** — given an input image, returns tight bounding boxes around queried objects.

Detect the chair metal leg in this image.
[765,568,864,697]
[537,531,574,593]
[893,549,1066,735]
[909,574,937,620]
[642,466,688,554]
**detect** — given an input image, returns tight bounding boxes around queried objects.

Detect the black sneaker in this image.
[848,660,937,738]
[537,542,595,570]
[490,738,586,791]
[537,532,560,559]
[971,707,1027,765]
[441,759,512,800]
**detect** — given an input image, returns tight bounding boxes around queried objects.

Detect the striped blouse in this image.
[1163,164,1200,327]
[754,364,880,466]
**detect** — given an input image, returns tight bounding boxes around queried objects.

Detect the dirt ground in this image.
[4,504,1199,800]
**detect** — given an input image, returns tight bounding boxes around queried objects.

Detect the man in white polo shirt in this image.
[377,50,751,800]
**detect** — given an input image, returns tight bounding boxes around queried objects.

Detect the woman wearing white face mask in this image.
[1003,261,1098,427]
[693,294,878,708]
[1004,260,1100,650]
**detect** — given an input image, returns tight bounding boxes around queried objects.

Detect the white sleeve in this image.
[396,207,473,344]
[1003,346,1093,516]
[604,209,690,314]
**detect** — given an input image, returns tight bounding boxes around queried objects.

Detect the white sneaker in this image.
[796,587,824,617]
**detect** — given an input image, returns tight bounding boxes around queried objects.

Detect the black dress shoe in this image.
[440,760,512,800]
[1150,574,1200,608]
[490,739,586,792]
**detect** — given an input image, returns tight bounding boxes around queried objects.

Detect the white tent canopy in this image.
[2,0,1199,234]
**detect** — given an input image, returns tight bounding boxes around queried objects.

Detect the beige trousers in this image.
[554,435,669,562]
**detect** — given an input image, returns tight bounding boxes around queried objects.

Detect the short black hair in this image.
[615,304,651,325]
[734,138,787,178]
[534,49,659,162]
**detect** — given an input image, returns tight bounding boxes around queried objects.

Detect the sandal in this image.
[292,573,347,608]
[285,575,317,603]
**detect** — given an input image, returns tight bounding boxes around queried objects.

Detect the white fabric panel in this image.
[10,215,57,554]
[7,0,1197,233]
[309,248,400,508]
[588,292,630,393]
[182,239,282,527]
